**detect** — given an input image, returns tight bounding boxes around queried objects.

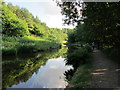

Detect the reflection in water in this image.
[11,57,72,88]
[64,69,75,82]
[2,47,73,89]
[64,45,80,82]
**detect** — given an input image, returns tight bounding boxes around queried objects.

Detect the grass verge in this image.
[65,44,93,88]
[2,35,61,56]
[69,64,92,88]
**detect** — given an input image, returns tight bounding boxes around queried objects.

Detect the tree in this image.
[57,1,120,48]
[2,4,29,37]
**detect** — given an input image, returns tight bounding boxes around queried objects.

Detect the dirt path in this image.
[91,50,120,88]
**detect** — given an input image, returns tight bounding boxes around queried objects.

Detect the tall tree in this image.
[57,1,120,48]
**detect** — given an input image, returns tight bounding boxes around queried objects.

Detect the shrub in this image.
[103,47,120,63]
[2,48,16,56]
[66,44,92,69]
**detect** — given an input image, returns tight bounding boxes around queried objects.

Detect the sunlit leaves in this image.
[2,4,30,37]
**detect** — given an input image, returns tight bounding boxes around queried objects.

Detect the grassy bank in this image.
[65,44,93,88]
[2,35,61,56]
[68,64,92,88]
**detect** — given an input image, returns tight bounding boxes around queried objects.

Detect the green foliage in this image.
[63,28,76,43]
[103,48,120,63]
[82,2,120,48]
[66,44,92,69]
[58,2,120,48]
[64,44,92,88]
[1,2,68,55]
[68,32,76,43]
[48,28,68,43]
[2,36,61,56]
[58,2,120,63]
[2,47,17,56]
[70,64,92,88]
[2,2,67,41]
[2,4,29,37]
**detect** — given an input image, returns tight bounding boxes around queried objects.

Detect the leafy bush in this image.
[103,47,120,63]
[66,44,92,69]
[65,44,93,88]
[2,48,16,56]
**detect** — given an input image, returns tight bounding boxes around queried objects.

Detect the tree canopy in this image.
[57,2,120,48]
[1,2,68,43]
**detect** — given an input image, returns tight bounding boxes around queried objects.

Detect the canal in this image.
[2,47,73,89]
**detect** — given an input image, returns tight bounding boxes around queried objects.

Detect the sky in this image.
[4,0,75,29]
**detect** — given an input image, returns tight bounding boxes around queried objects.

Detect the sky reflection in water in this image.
[11,56,73,88]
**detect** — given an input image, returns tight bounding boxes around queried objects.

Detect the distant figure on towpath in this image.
[92,42,95,50]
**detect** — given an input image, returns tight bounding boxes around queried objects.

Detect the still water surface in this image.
[10,57,72,88]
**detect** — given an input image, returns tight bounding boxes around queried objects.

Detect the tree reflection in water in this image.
[2,47,68,89]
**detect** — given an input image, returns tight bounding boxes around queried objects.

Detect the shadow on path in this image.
[91,49,120,88]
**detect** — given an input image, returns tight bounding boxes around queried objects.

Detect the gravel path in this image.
[91,50,120,88]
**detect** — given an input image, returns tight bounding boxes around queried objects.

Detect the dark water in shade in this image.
[10,57,72,88]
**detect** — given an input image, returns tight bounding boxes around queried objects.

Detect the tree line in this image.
[1,2,68,43]
[57,2,120,62]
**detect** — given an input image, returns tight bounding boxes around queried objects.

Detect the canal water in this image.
[11,57,72,88]
[2,47,73,89]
